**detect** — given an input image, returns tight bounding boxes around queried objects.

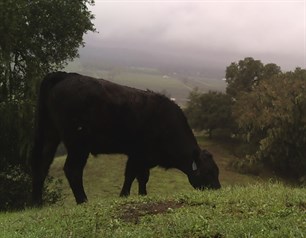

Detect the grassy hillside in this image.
[1,138,305,237]
[1,184,305,238]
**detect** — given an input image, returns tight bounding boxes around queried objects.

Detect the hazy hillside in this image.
[65,52,227,106]
[78,44,227,80]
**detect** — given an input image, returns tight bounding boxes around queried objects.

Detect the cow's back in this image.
[46,73,162,154]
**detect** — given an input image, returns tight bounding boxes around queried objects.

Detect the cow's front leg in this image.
[120,158,137,197]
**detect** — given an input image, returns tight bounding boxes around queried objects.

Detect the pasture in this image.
[1,67,304,237]
[1,138,305,237]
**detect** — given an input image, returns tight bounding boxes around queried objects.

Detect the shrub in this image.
[0,166,63,211]
[0,166,31,210]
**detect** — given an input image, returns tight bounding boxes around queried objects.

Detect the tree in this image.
[233,68,306,179]
[0,0,95,167]
[225,57,263,98]
[225,57,281,98]
[185,90,233,139]
[0,0,95,209]
[262,63,282,80]
[0,0,95,102]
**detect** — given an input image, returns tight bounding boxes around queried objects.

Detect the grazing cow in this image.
[31,72,221,205]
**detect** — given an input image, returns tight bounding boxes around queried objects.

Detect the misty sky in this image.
[84,0,305,71]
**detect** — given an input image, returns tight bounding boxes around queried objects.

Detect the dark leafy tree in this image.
[233,68,306,179]
[225,57,263,98]
[185,90,233,139]
[0,0,95,167]
[262,63,282,79]
[0,0,95,209]
[0,0,95,101]
[225,57,281,99]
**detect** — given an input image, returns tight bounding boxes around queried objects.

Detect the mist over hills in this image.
[78,43,227,80]
[77,1,305,82]
[66,42,228,105]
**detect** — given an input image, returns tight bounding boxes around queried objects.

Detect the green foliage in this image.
[42,176,64,205]
[0,0,96,101]
[225,57,305,180]
[0,0,96,163]
[185,89,233,138]
[0,166,31,210]
[1,184,305,237]
[233,68,306,179]
[0,100,34,168]
[225,57,281,98]
[0,165,63,211]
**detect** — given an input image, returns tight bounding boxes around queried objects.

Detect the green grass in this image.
[49,154,196,205]
[1,184,305,238]
[1,138,305,237]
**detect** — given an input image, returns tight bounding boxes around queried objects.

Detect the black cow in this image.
[32,72,221,205]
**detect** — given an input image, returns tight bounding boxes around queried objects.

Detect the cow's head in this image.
[188,149,221,190]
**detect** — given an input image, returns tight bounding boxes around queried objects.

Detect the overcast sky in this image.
[84,0,306,71]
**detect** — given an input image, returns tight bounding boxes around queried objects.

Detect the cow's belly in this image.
[88,133,138,155]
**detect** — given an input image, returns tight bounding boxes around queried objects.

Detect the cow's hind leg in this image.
[137,169,150,196]
[32,138,60,206]
[64,150,89,204]
[120,158,137,197]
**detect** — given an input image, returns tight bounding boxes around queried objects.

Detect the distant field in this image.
[184,75,227,92]
[64,61,227,106]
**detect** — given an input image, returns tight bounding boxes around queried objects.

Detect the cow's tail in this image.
[33,71,67,152]
[31,71,67,204]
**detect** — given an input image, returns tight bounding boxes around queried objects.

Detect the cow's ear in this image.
[192,161,198,171]
[192,149,200,171]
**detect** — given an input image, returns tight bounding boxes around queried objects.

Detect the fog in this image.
[80,0,305,78]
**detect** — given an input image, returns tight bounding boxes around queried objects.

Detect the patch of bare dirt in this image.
[118,201,184,224]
